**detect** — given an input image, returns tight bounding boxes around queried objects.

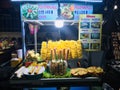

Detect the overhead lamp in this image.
[113,1,118,10]
[54,6,64,28]
[54,0,64,28]
[54,19,64,28]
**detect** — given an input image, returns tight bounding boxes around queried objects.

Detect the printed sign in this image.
[21,3,93,21]
[21,3,58,21]
[21,4,39,20]
[60,3,93,20]
[79,14,102,51]
[38,3,58,21]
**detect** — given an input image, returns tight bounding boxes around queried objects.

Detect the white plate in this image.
[23,66,45,75]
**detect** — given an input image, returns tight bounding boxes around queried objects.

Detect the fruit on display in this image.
[40,42,48,60]
[40,40,82,76]
[0,39,14,50]
[25,50,42,62]
[25,61,46,75]
[40,40,83,60]
[14,61,47,78]
[0,40,7,49]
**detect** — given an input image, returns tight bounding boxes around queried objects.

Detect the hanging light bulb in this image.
[114,4,118,10]
[55,19,64,28]
[114,1,118,10]
[55,1,64,28]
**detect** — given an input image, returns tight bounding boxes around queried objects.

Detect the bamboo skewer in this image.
[34,65,42,75]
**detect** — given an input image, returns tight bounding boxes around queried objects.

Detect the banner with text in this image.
[60,3,93,21]
[21,3,58,21]
[21,3,93,21]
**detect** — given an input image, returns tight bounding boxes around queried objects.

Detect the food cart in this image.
[5,0,107,90]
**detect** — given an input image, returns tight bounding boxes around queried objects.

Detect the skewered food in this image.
[28,62,37,74]
[23,62,46,76]
[34,64,42,75]
[15,66,26,78]
[49,60,67,75]
[41,40,82,60]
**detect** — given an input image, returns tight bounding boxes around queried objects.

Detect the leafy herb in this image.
[43,69,71,78]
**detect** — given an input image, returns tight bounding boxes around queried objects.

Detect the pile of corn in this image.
[40,40,82,60]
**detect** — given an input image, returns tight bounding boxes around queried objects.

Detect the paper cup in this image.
[17,49,23,59]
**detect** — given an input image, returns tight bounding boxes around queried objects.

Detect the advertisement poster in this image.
[21,3,58,21]
[60,3,93,20]
[21,3,93,21]
[78,14,102,51]
[21,4,38,20]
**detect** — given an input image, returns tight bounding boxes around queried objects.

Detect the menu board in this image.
[78,14,102,51]
[20,3,93,21]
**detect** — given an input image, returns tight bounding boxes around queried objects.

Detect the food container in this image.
[11,58,22,67]
[49,60,68,76]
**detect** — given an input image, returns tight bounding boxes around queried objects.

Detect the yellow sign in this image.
[78,14,102,51]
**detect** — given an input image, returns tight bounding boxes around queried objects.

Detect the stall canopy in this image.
[11,0,103,3]
[11,0,103,26]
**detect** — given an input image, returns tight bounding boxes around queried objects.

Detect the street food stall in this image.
[1,0,111,90]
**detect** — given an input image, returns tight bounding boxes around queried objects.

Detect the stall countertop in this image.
[6,77,102,88]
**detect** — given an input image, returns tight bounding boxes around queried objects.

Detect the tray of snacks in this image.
[12,61,47,79]
[70,66,104,78]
